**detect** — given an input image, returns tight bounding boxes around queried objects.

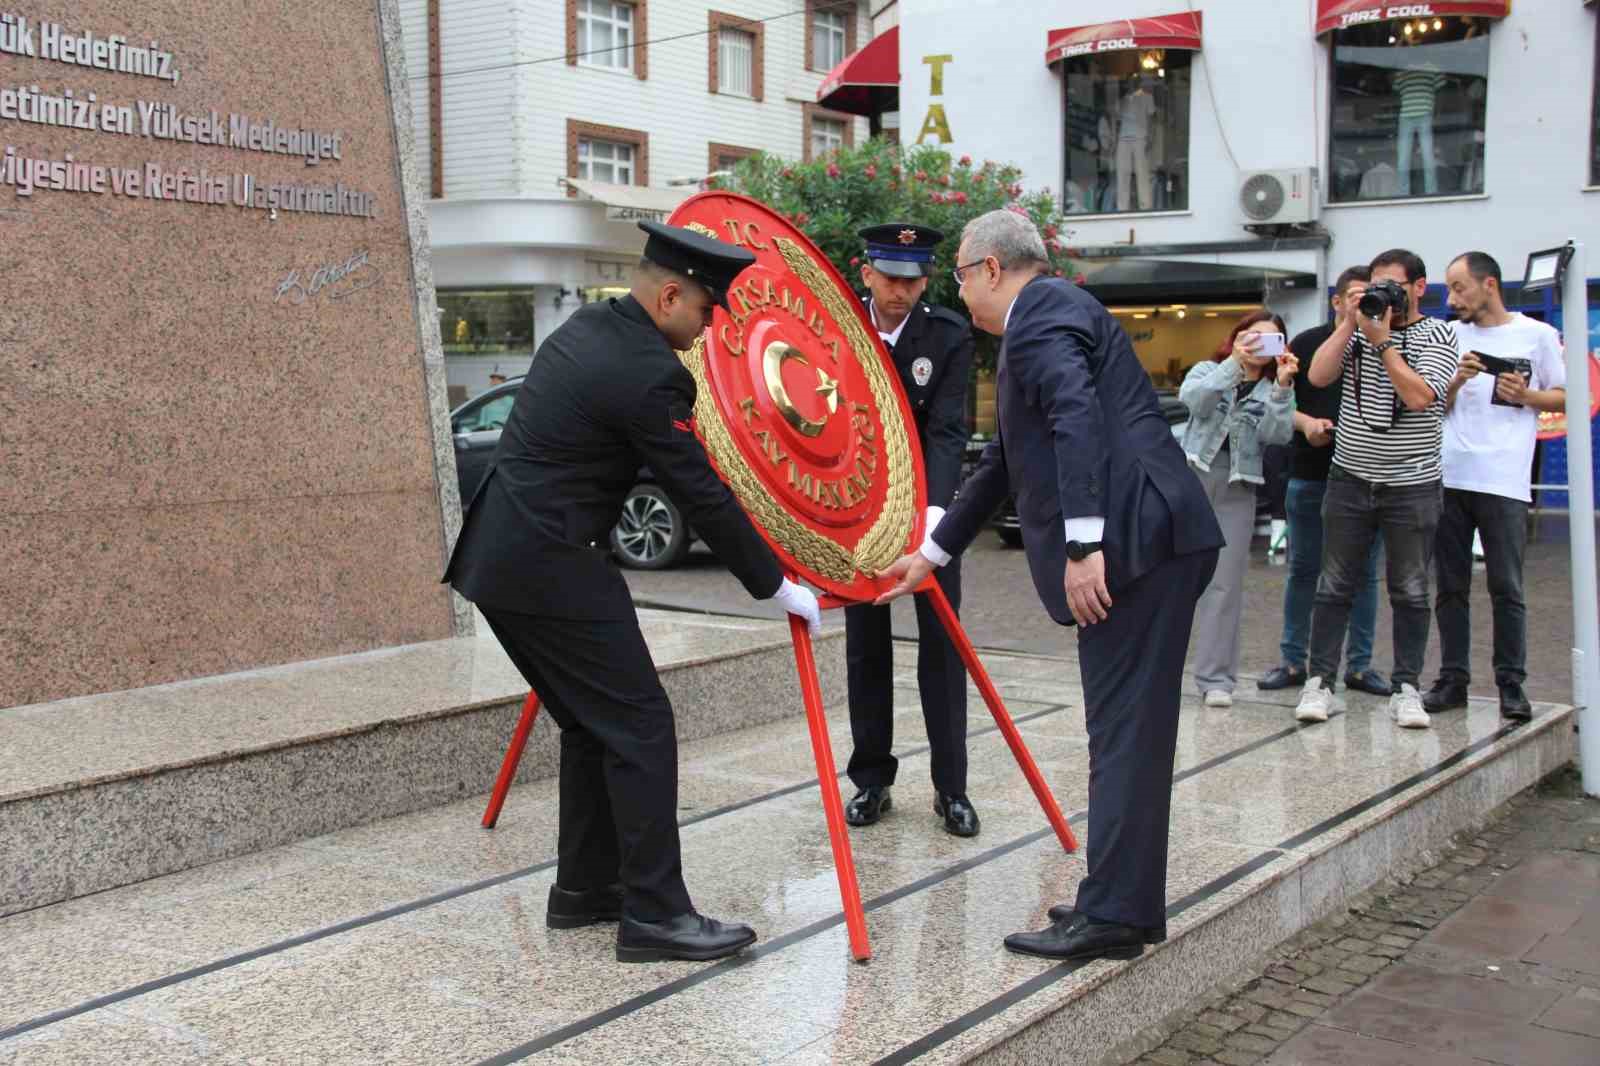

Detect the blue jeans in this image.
[1280,477,1381,673]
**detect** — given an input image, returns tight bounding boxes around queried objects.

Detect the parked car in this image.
[966,390,1191,547]
[447,380,697,570]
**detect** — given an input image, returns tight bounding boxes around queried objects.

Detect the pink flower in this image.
[850,256,861,266]
[1044,225,1058,239]
[1054,269,1063,277]
[959,154,972,167]
[864,164,877,179]
[973,175,985,185]
[952,191,968,205]
[892,165,902,178]
[1073,273,1087,285]
[795,211,810,225]
[914,170,927,182]
[929,191,942,203]
[938,174,951,186]
[781,167,794,179]
[826,163,842,179]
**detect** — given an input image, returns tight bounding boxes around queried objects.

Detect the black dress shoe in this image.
[616,912,757,963]
[1343,669,1392,697]
[1004,913,1144,962]
[1422,679,1469,713]
[546,883,624,929]
[934,792,980,837]
[1258,664,1308,691]
[1498,683,1532,721]
[1045,904,1166,943]
[844,786,892,827]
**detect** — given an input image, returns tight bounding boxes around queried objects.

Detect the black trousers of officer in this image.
[843,555,968,796]
[480,607,692,923]
[1072,547,1218,929]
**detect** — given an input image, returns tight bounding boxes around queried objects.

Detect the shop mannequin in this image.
[1393,59,1443,195]
[1115,75,1156,211]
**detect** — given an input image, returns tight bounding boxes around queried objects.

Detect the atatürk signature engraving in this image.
[275,250,379,305]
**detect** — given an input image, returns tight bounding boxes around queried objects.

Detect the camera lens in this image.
[1358,291,1386,318]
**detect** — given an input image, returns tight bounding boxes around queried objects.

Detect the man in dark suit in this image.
[843,223,979,838]
[445,221,821,964]
[877,209,1223,963]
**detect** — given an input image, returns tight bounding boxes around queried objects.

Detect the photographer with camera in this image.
[1422,251,1566,722]
[1297,250,1460,729]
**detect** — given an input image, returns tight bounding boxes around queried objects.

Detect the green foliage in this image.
[709,140,1083,370]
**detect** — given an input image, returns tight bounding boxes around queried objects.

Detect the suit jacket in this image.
[443,295,783,619]
[936,276,1222,625]
[863,296,975,508]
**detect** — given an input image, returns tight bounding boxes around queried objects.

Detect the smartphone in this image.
[1254,333,1286,357]
[1471,351,1533,408]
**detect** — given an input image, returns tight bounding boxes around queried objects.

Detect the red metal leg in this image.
[789,613,872,962]
[920,580,1079,854]
[481,691,542,829]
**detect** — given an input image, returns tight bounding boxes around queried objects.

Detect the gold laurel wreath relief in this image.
[673,224,918,580]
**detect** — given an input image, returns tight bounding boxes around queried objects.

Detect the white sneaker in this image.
[1295,677,1339,723]
[1390,684,1431,729]
[1204,689,1233,708]
[1268,519,1288,555]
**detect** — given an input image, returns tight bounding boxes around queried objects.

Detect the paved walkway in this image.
[1131,764,1600,1066]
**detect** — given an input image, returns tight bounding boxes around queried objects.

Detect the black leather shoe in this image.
[1004,913,1145,962]
[844,786,891,827]
[1343,669,1392,697]
[1422,679,1470,713]
[1045,904,1166,943]
[1258,664,1307,691]
[1498,683,1532,722]
[616,912,757,963]
[934,793,980,837]
[546,883,624,929]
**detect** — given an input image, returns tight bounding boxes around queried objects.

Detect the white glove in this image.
[919,506,951,567]
[770,578,821,636]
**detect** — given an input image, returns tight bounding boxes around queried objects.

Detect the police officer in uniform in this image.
[444,221,822,963]
[842,223,979,837]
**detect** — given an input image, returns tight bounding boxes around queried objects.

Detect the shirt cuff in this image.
[917,506,950,566]
[1064,517,1105,544]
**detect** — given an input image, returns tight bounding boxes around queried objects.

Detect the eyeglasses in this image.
[952,258,990,286]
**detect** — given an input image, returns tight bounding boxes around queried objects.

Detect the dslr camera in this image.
[1357,279,1410,320]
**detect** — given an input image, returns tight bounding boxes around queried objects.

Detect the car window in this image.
[456,393,516,434]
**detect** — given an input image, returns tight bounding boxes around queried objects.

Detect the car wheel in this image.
[997,528,1023,548]
[611,485,689,570]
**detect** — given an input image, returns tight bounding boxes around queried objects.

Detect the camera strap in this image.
[1350,327,1413,434]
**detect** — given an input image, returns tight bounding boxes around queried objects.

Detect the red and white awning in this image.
[817,26,899,116]
[1314,1,1511,35]
[1045,11,1203,66]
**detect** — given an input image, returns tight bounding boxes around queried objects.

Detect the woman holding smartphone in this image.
[1178,310,1298,707]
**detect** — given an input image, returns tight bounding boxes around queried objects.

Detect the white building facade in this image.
[896,0,1599,359]
[399,0,868,396]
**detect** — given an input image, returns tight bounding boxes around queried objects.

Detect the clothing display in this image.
[1115,85,1156,211]
[1393,64,1444,196]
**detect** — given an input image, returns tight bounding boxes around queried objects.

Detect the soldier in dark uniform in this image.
[842,223,979,837]
[444,221,822,963]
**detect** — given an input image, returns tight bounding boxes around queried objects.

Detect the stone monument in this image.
[0,0,461,707]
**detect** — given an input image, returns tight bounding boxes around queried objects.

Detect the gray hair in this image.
[961,209,1049,270]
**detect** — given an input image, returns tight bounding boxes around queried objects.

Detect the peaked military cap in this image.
[638,220,756,310]
[858,222,945,279]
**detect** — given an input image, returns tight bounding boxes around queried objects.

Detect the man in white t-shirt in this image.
[1423,252,1567,721]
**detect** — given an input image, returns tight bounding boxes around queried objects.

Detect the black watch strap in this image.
[1066,540,1103,561]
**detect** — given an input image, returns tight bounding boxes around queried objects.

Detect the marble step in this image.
[0,609,845,917]
[0,651,1575,1065]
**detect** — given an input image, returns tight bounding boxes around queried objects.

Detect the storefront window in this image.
[1592,14,1600,187]
[1328,16,1490,203]
[1060,50,1192,216]
[437,291,536,357]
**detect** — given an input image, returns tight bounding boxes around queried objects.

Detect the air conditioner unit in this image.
[1238,168,1319,225]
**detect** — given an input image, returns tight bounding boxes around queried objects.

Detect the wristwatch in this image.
[1065,540,1103,562]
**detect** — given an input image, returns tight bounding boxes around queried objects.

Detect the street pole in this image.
[1561,241,1600,797]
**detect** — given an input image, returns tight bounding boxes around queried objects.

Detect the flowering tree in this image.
[710,139,1081,370]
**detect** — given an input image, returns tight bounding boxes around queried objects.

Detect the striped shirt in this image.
[1332,317,1459,486]
[1393,68,1444,120]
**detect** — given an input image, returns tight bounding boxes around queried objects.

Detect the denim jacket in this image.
[1178,358,1295,485]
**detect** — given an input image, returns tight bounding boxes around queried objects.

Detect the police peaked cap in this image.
[638,221,756,310]
[858,222,946,279]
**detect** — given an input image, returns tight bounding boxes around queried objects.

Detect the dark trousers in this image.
[1434,488,1529,687]
[1279,477,1382,673]
[480,607,691,922]
[1309,467,1442,692]
[844,556,968,795]
[1073,548,1217,929]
